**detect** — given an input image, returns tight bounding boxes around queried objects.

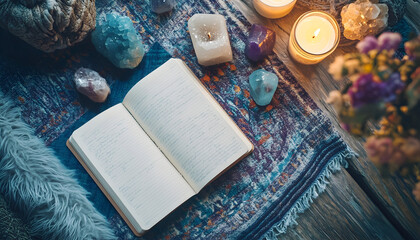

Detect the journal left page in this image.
[68,104,195,233]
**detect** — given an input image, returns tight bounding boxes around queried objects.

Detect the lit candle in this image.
[288,11,340,65]
[188,14,233,66]
[253,0,297,19]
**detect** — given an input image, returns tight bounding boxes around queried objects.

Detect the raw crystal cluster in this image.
[0,0,96,52]
[91,13,145,69]
[341,0,388,40]
[245,24,276,62]
[74,68,110,103]
[151,0,175,14]
[249,69,278,106]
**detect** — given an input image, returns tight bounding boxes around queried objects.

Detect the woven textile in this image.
[0,0,356,239]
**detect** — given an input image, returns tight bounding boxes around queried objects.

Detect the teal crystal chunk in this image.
[249,69,278,106]
[91,13,145,69]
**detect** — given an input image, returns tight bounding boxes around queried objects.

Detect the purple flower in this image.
[378,32,402,51]
[383,73,405,102]
[340,123,350,132]
[400,137,420,161]
[365,136,406,165]
[348,74,384,107]
[357,35,378,53]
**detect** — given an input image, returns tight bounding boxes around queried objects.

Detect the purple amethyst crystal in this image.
[74,68,110,103]
[245,24,276,62]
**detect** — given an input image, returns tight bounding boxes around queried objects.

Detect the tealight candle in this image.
[253,0,297,19]
[188,14,233,66]
[288,11,340,65]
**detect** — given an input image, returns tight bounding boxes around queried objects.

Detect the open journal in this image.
[67,58,254,236]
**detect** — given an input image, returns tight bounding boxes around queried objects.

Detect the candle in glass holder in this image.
[188,14,233,66]
[253,0,297,19]
[288,11,340,65]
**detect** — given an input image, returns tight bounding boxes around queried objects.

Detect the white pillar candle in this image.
[253,0,297,19]
[188,14,233,66]
[288,11,340,65]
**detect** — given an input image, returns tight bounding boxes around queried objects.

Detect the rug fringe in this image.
[260,145,357,240]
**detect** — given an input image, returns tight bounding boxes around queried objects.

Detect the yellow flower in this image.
[328,56,345,80]
[362,63,373,73]
[344,59,361,75]
[397,125,404,134]
[368,49,378,59]
[326,91,343,113]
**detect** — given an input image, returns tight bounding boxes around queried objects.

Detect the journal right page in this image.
[123,59,253,192]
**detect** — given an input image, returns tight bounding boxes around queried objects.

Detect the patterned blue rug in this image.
[0,0,357,239]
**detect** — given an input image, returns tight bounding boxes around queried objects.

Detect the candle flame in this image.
[312,28,320,39]
[207,32,212,40]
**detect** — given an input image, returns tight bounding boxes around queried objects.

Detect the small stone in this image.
[74,68,110,103]
[341,0,388,40]
[249,69,278,106]
[151,0,175,14]
[91,13,145,69]
[245,24,276,62]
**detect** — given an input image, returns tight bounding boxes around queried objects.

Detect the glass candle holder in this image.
[253,0,297,19]
[288,11,340,65]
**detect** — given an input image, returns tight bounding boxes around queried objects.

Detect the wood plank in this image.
[232,0,420,239]
[283,170,402,240]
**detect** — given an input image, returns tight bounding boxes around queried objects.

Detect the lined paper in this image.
[71,104,194,230]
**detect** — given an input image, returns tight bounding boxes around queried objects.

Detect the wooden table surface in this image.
[232,0,420,239]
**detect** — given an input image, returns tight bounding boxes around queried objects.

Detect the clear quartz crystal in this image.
[74,68,110,103]
[188,14,233,66]
[341,0,388,40]
[366,5,380,19]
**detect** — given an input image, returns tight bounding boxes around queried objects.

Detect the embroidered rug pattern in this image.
[0,0,356,239]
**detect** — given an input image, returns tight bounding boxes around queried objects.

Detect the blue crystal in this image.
[249,69,278,106]
[151,0,175,14]
[91,13,145,69]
